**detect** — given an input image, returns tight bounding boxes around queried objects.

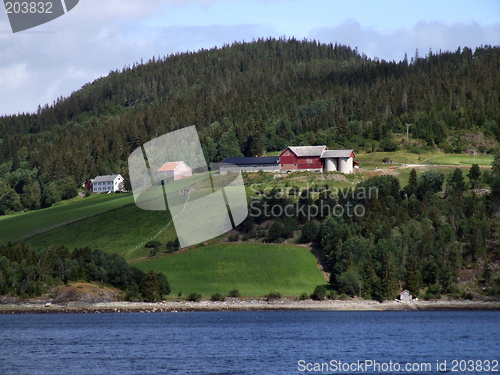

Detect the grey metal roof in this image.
[93,174,121,182]
[221,156,280,165]
[320,150,354,158]
[287,146,326,157]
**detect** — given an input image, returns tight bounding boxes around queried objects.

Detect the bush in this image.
[328,290,339,300]
[299,292,309,300]
[424,284,442,300]
[186,292,202,302]
[338,293,348,300]
[380,138,398,152]
[145,240,162,249]
[311,285,328,301]
[299,221,319,243]
[228,289,240,298]
[210,293,225,302]
[265,291,281,300]
[166,238,180,253]
[228,233,239,242]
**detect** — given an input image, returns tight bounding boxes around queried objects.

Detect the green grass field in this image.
[357,151,493,166]
[26,203,174,259]
[131,243,327,297]
[0,193,134,245]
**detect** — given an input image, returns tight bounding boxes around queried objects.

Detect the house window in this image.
[300,164,303,166]
[308,164,311,166]
[281,164,283,167]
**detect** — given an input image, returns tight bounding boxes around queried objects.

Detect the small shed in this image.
[399,290,412,301]
[157,161,192,181]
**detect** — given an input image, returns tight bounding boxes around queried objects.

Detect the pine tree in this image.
[467,164,481,189]
[142,270,161,302]
[381,251,398,300]
[448,168,465,195]
[405,255,421,296]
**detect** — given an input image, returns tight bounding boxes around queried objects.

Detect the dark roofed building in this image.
[219,156,280,174]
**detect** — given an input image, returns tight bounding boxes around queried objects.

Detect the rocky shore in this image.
[1,298,499,314]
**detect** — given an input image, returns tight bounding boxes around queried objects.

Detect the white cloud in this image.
[310,20,500,62]
[0,0,499,116]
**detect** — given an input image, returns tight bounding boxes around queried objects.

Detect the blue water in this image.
[0,311,498,374]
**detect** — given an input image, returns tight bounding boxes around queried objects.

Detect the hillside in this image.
[131,243,327,297]
[0,39,499,303]
[0,39,499,214]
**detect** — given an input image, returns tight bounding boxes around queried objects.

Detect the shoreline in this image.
[1,298,500,314]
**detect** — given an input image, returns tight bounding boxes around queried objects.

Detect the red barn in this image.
[279,146,326,172]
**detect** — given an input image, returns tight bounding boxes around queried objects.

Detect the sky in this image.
[0,0,499,117]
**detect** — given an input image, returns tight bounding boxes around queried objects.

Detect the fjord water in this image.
[0,311,498,374]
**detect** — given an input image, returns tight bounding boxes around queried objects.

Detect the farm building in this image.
[279,146,326,172]
[320,149,356,174]
[157,161,193,181]
[92,174,124,193]
[399,290,412,301]
[279,146,356,174]
[219,156,280,174]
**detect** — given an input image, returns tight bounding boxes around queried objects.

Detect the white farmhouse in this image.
[92,174,124,193]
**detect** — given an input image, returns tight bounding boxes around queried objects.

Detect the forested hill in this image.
[0,38,499,213]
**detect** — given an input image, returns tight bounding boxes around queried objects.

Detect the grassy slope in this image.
[131,243,326,297]
[356,151,493,166]
[0,193,134,245]
[26,203,174,260]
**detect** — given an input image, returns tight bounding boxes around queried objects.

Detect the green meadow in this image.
[25,203,174,260]
[0,193,134,245]
[132,243,326,297]
[356,151,493,166]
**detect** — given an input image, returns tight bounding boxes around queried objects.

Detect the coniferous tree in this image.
[405,255,421,296]
[142,270,161,302]
[467,164,481,189]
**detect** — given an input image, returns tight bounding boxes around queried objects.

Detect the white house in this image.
[92,174,124,193]
[157,161,193,181]
[399,290,412,301]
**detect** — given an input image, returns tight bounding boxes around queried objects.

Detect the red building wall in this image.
[279,148,323,170]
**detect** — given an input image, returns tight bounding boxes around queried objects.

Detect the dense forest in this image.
[241,160,500,300]
[0,38,499,214]
[0,242,170,301]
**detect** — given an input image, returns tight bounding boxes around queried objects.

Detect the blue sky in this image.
[0,0,499,116]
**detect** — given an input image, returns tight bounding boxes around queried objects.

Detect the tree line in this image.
[239,157,500,300]
[0,38,499,214]
[0,242,169,302]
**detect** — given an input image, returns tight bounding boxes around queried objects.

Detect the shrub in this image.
[145,240,162,249]
[338,293,348,300]
[228,289,240,298]
[424,284,442,300]
[299,221,319,243]
[186,292,202,302]
[311,285,328,301]
[265,291,281,301]
[328,290,339,300]
[210,293,225,302]
[299,292,309,300]
[228,233,239,242]
[166,238,180,253]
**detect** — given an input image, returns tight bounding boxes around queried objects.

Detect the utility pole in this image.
[405,123,411,141]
